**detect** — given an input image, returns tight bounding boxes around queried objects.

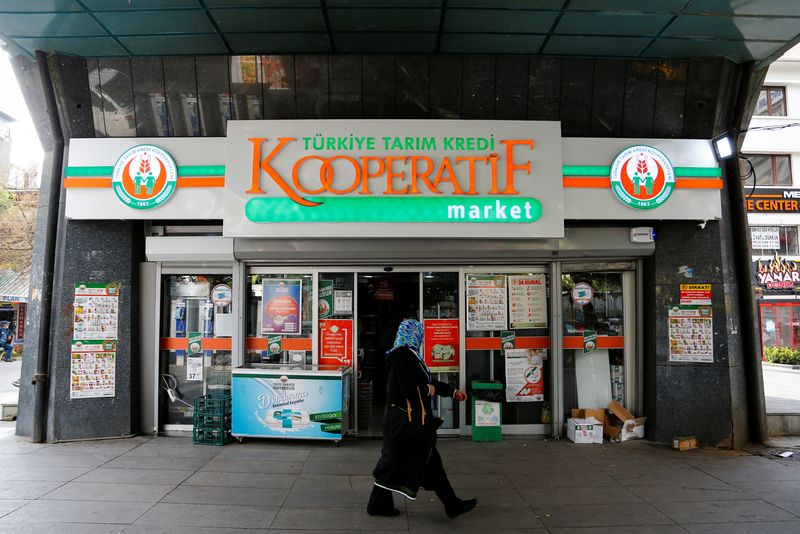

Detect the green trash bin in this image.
[471,380,503,442]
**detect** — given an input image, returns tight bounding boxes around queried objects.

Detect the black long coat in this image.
[373,346,454,492]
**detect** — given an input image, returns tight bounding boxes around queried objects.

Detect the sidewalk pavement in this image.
[0,431,799,533]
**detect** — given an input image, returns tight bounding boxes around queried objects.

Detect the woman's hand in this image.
[427,384,436,397]
[453,390,468,402]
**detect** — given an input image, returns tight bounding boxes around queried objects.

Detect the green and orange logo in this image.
[610,145,675,210]
[112,145,177,210]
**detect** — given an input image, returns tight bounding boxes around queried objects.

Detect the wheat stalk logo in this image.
[133,152,157,195]
[632,153,654,196]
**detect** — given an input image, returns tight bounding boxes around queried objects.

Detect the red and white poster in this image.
[679,284,711,306]
[319,319,353,367]
[504,348,545,402]
[424,319,460,372]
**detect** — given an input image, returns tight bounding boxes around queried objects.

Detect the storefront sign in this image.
[318,281,333,318]
[70,340,116,399]
[571,282,593,305]
[610,145,675,210]
[746,188,800,213]
[424,319,459,371]
[232,372,344,439]
[73,282,120,341]
[755,253,800,291]
[112,144,177,210]
[668,305,713,363]
[224,120,564,238]
[319,319,353,366]
[467,274,508,331]
[261,279,302,335]
[16,303,25,341]
[680,284,712,305]
[210,284,232,306]
[504,348,545,402]
[508,275,548,329]
[751,227,780,249]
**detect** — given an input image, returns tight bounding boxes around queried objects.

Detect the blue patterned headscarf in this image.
[388,319,431,383]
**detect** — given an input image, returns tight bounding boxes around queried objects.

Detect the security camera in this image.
[383,266,393,272]
[696,220,707,231]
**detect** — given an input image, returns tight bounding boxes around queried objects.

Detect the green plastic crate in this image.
[193,394,232,446]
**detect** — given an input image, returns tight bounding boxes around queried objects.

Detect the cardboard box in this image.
[571,408,606,424]
[672,436,698,451]
[605,401,646,441]
[566,417,603,444]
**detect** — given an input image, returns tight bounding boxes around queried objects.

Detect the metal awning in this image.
[1,1,800,67]
[0,268,29,303]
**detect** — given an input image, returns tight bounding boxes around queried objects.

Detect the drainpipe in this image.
[725,61,768,444]
[31,51,64,443]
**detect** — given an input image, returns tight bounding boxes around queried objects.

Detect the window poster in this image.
[319,319,353,367]
[261,279,302,335]
[424,319,460,372]
[508,275,548,329]
[70,340,116,399]
[73,282,120,340]
[318,280,333,319]
[334,290,353,315]
[668,305,713,363]
[186,332,203,382]
[467,274,508,331]
[504,348,545,402]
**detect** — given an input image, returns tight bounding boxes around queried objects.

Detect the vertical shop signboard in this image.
[500,330,515,355]
[583,330,597,353]
[70,340,116,399]
[16,303,25,341]
[466,275,508,331]
[186,331,203,381]
[319,319,353,367]
[261,279,302,335]
[424,319,460,371]
[267,335,282,356]
[508,275,548,328]
[504,348,545,402]
[318,280,333,319]
[73,282,120,340]
[668,305,713,363]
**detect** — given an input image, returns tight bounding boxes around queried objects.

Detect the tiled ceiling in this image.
[1,0,800,66]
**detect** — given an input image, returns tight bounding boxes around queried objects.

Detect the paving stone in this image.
[182,471,297,489]
[75,468,193,485]
[300,461,375,476]
[0,481,64,500]
[0,466,93,482]
[447,473,515,490]
[123,526,263,534]
[134,503,277,529]
[199,458,304,474]
[162,485,289,506]
[654,499,797,524]
[534,502,675,528]
[272,506,410,530]
[548,527,687,534]
[683,521,800,533]
[1,499,151,524]
[102,456,207,471]
[284,488,380,508]
[292,474,353,490]
[519,485,644,506]
[40,482,175,503]
[408,504,543,530]
[0,521,125,533]
[0,500,33,518]
[213,447,310,462]
[629,484,752,502]
[1,451,111,468]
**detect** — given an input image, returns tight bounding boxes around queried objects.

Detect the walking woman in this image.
[367,319,477,519]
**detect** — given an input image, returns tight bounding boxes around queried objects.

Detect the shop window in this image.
[760,303,800,353]
[750,226,799,256]
[158,274,233,426]
[423,272,460,429]
[561,272,626,416]
[742,154,792,186]
[246,272,313,366]
[755,86,787,117]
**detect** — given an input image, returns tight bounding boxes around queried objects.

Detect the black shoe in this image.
[446,498,477,519]
[374,481,417,500]
[367,507,401,517]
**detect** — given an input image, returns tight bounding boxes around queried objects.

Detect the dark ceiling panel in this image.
[568,0,688,11]
[445,9,559,33]
[0,13,105,37]
[94,9,214,36]
[544,35,651,56]
[211,8,326,33]
[664,15,800,41]
[0,0,81,11]
[328,8,441,32]
[227,32,331,54]
[120,34,227,55]
[685,0,800,17]
[441,33,546,54]
[81,0,202,9]
[555,12,673,36]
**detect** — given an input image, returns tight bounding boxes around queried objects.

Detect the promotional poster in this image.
[424,319,459,372]
[261,279,302,335]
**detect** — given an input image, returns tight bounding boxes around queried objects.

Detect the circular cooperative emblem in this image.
[610,145,675,210]
[112,145,177,210]
[571,282,594,306]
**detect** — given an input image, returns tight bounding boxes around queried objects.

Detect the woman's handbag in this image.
[385,387,443,445]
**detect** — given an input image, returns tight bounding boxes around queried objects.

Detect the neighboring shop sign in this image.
[755,253,800,291]
[424,319,459,371]
[466,274,508,331]
[680,284,712,305]
[112,144,178,210]
[261,279,302,335]
[571,282,593,305]
[231,372,344,439]
[504,348,545,402]
[225,120,564,238]
[73,282,120,340]
[751,227,780,249]
[746,188,800,212]
[610,145,675,210]
[508,275,548,329]
[16,303,25,341]
[319,319,353,367]
[70,340,116,399]
[668,305,713,363]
